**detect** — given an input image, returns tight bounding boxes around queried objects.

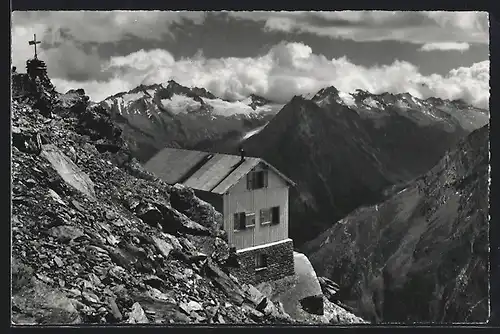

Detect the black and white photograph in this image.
[11,10,491,325]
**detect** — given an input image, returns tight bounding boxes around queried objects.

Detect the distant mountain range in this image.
[303,124,489,323]
[99,80,283,162]
[239,87,489,246]
[99,82,489,249]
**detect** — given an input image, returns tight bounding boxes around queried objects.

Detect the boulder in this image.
[41,144,96,199]
[242,284,267,309]
[157,204,211,236]
[136,202,162,227]
[152,236,174,259]
[127,302,149,324]
[203,258,245,306]
[47,225,84,243]
[12,279,82,324]
[318,276,340,301]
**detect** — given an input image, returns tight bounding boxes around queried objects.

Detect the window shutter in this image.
[234,213,240,230]
[240,212,246,230]
[264,171,268,188]
[271,206,280,225]
[247,173,253,190]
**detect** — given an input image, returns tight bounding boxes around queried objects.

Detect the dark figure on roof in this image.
[239,146,245,161]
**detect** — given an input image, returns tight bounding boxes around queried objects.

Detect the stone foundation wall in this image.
[230,239,294,285]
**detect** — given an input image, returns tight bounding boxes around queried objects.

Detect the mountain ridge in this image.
[236,86,488,247]
[98,80,283,162]
[303,124,489,323]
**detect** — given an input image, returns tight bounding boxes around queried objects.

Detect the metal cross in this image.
[28,34,41,59]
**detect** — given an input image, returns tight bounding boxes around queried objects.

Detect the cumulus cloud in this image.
[11,11,208,82]
[49,41,489,110]
[419,42,470,52]
[11,11,207,44]
[226,11,489,45]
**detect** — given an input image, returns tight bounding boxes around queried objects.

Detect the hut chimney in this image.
[239,146,245,161]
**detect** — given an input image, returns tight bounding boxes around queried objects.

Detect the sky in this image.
[11,11,490,109]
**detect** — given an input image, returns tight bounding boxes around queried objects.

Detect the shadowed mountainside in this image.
[303,124,489,323]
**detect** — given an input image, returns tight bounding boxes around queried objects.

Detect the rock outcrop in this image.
[11,64,293,325]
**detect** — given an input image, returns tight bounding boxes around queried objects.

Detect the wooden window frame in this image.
[247,170,268,190]
[260,206,280,225]
[234,212,256,231]
[245,212,256,228]
[260,208,271,225]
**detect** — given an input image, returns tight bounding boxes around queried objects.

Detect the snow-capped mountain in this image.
[99,80,284,161]
[102,80,283,118]
[232,87,489,247]
[312,87,488,132]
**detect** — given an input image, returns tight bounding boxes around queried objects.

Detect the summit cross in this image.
[28,34,41,59]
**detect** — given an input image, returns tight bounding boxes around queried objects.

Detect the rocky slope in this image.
[11,68,300,325]
[99,80,283,162]
[238,88,489,247]
[303,124,490,323]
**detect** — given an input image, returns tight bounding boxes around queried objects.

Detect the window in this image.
[260,206,280,225]
[234,212,256,231]
[255,253,268,270]
[247,170,268,190]
[260,208,271,225]
[246,212,256,228]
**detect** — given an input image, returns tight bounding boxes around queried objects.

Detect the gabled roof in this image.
[144,147,295,194]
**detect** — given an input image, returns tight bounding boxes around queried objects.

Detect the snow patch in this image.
[122,92,144,105]
[161,94,202,115]
[395,99,410,109]
[337,91,356,107]
[410,96,422,107]
[201,97,255,117]
[254,103,284,114]
[146,89,156,98]
[242,123,268,140]
[363,97,383,110]
[117,98,123,115]
[421,108,441,119]
[397,187,408,195]
[240,97,252,105]
[292,252,323,301]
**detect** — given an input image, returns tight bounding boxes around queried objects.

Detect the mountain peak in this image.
[312,86,340,101]
[248,94,272,110]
